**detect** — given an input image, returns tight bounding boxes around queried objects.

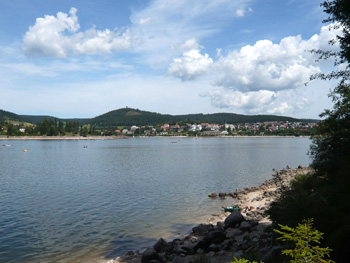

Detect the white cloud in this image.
[236,9,245,17]
[138,17,152,25]
[213,36,321,92]
[23,8,132,58]
[267,102,293,114]
[180,38,200,52]
[168,42,213,81]
[191,23,343,114]
[202,89,276,110]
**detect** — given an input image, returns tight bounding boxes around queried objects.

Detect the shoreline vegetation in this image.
[0,135,127,140]
[0,135,310,140]
[106,166,310,263]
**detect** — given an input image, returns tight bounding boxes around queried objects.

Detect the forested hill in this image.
[84,108,316,126]
[1,108,318,127]
[0,109,58,124]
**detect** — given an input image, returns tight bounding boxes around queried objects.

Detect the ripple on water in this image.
[0,137,311,262]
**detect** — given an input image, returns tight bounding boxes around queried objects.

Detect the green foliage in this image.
[192,254,209,263]
[274,219,334,263]
[228,257,262,263]
[230,220,334,263]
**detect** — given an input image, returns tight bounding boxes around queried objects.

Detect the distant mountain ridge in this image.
[0,108,318,127]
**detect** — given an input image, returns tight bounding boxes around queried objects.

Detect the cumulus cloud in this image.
[23,8,131,58]
[194,23,342,114]
[202,89,276,110]
[168,40,213,81]
[214,37,321,92]
[214,23,342,93]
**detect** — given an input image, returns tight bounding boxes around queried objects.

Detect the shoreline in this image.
[0,135,310,140]
[109,166,311,263]
[0,135,128,140]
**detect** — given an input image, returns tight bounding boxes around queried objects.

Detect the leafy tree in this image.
[268,1,350,262]
[274,218,334,263]
[6,123,14,135]
[228,219,333,263]
[309,1,350,180]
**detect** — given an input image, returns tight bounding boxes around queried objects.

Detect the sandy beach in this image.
[107,166,311,263]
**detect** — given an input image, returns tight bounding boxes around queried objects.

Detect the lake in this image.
[0,137,311,262]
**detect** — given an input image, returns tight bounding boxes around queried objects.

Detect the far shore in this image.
[0,135,127,140]
[0,135,310,140]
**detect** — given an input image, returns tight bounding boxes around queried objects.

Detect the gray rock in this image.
[193,236,212,251]
[172,255,190,263]
[216,221,224,228]
[196,248,205,254]
[207,243,220,252]
[158,252,168,263]
[206,251,216,257]
[249,220,259,227]
[208,230,226,244]
[239,221,252,231]
[208,192,217,198]
[154,238,173,253]
[226,228,243,238]
[180,243,195,254]
[252,237,260,243]
[141,248,160,263]
[224,211,244,228]
[192,224,213,235]
[172,239,182,246]
[219,192,226,198]
[176,248,188,255]
[240,242,251,250]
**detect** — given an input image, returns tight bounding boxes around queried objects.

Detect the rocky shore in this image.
[108,166,311,263]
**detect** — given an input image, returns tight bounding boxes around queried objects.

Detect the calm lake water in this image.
[0,137,311,263]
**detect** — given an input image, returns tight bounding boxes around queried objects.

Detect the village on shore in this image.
[1,120,317,138]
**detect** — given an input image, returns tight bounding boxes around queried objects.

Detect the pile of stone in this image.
[130,210,277,263]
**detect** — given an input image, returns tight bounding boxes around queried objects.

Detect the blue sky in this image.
[0,0,343,118]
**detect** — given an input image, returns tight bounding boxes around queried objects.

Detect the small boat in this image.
[23,149,28,152]
[223,206,242,212]
[83,145,88,148]
[3,144,11,147]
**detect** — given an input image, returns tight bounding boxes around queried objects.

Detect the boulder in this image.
[141,248,160,263]
[193,236,212,251]
[208,230,226,244]
[218,192,226,198]
[171,256,191,263]
[192,224,213,235]
[239,221,252,232]
[207,243,220,252]
[154,238,173,253]
[224,211,244,228]
[180,243,195,254]
[208,192,217,198]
